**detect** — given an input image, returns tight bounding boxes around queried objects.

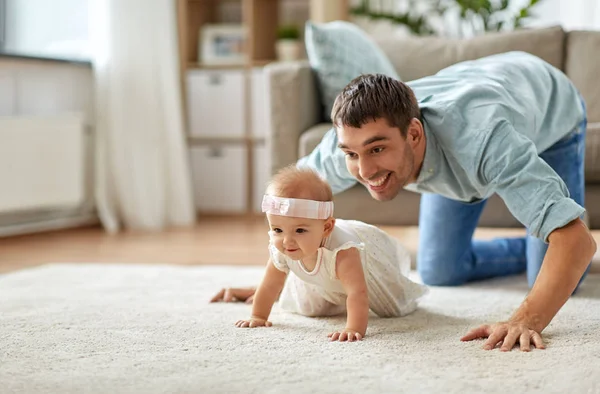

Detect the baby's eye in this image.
[273,228,282,233]
[296,229,306,234]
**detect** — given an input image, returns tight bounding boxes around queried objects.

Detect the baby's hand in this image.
[328,328,363,342]
[235,317,272,328]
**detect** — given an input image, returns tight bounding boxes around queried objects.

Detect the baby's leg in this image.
[279,275,346,317]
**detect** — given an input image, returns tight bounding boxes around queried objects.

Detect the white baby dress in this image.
[270,219,428,318]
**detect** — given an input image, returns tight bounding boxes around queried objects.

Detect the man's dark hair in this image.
[330,74,421,137]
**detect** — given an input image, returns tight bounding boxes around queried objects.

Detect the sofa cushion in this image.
[565,31,600,123]
[586,123,600,183]
[297,123,357,194]
[375,26,565,82]
[298,123,332,158]
[305,21,400,121]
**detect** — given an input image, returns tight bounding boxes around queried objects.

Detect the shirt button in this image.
[428,169,434,173]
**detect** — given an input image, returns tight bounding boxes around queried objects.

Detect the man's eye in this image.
[296,229,306,234]
[345,152,357,159]
[372,147,384,154]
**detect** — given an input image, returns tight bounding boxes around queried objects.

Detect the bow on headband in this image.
[261,195,290,215]
[261,195,334,219]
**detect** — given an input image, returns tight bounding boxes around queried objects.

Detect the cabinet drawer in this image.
[253,142,272,213]
[190,145,247,213]
[186,70,245,138]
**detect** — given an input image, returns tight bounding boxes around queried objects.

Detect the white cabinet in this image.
[16,65,92,117]
[0,59,94,236]
[0,115,86,213]
[186,67,273,215]
[186,69,246,138]
[190,145,247,213]
[253,142,272,213]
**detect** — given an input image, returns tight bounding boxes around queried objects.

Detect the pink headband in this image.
[261,195,334,219]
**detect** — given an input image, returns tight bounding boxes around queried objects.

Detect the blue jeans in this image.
[417,102,589,288]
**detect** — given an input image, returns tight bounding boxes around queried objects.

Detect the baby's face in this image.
[267,214,331,260]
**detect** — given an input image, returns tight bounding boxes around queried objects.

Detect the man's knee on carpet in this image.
[417,254,470,287]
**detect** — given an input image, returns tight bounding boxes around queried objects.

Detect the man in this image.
[213,51,596,351]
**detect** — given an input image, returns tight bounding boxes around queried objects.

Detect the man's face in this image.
[337,118,416,201]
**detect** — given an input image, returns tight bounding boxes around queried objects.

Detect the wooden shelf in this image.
[246,0,279,63]
[178,0,281,67]
[251,59,276,67]
[186,60,276,70]
[187,136,266,145]
[176,0,296,215]
[187,62,246,70]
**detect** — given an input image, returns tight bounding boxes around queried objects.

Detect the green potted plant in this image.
[276,24,301,61]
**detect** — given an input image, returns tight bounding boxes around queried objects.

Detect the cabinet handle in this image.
[208,146,223,158]
[208,74,222,85]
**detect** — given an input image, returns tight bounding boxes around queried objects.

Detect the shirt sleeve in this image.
[296,127,358,195]
[268,243,290,273]
[477,121,585,243]
[320,242,365,280]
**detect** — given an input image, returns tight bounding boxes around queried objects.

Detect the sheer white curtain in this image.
[89,0,196,233]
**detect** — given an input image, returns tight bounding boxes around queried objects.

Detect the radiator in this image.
[0,114,87,214]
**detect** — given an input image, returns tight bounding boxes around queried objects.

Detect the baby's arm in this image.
[235,258,287,328]
[329,247,369,341]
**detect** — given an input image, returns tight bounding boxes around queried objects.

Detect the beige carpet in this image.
[1,264,600,394]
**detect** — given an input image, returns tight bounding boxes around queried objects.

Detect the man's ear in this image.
[324,217,336,237]
[406,118,424,148]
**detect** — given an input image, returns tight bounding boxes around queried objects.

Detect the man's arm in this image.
[512,218,596,333]
[462,122,594,350]
[462,218,595,350]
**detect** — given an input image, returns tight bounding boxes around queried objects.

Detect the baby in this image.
[233,165,428,341]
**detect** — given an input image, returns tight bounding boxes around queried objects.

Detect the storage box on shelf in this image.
[177,0,279,216]
[186,66,271,214]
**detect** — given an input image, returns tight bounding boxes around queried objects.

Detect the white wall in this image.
[526,0,600,30]
[348,0,600,38]
[4,0,90,60]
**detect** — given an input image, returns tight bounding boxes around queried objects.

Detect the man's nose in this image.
[358,157,377,180]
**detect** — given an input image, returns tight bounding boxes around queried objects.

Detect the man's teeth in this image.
[368,174,389,186]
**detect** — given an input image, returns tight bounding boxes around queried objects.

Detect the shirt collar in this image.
[408,118,438,187]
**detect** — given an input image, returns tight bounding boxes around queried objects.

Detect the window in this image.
[0,0,6,50]
[1,0,90,61]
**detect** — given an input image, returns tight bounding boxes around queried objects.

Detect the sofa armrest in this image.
[264,60,322,174]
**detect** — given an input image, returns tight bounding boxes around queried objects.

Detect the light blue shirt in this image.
[298,51,586,241]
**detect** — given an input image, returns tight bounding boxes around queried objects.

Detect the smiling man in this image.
[212,51,596,351]
[311,51,596,351]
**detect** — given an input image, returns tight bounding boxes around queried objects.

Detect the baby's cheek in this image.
[302,235,323,253]
[271,238,285,252]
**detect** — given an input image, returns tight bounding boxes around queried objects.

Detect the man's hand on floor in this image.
[210,287,256,304]
[460,320,545,352]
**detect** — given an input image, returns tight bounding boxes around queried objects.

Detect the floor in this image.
[4,217,600,393]
[4,263,600,393]
[0,215,546,275]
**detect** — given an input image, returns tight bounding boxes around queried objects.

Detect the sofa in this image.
[263,26,600,229]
